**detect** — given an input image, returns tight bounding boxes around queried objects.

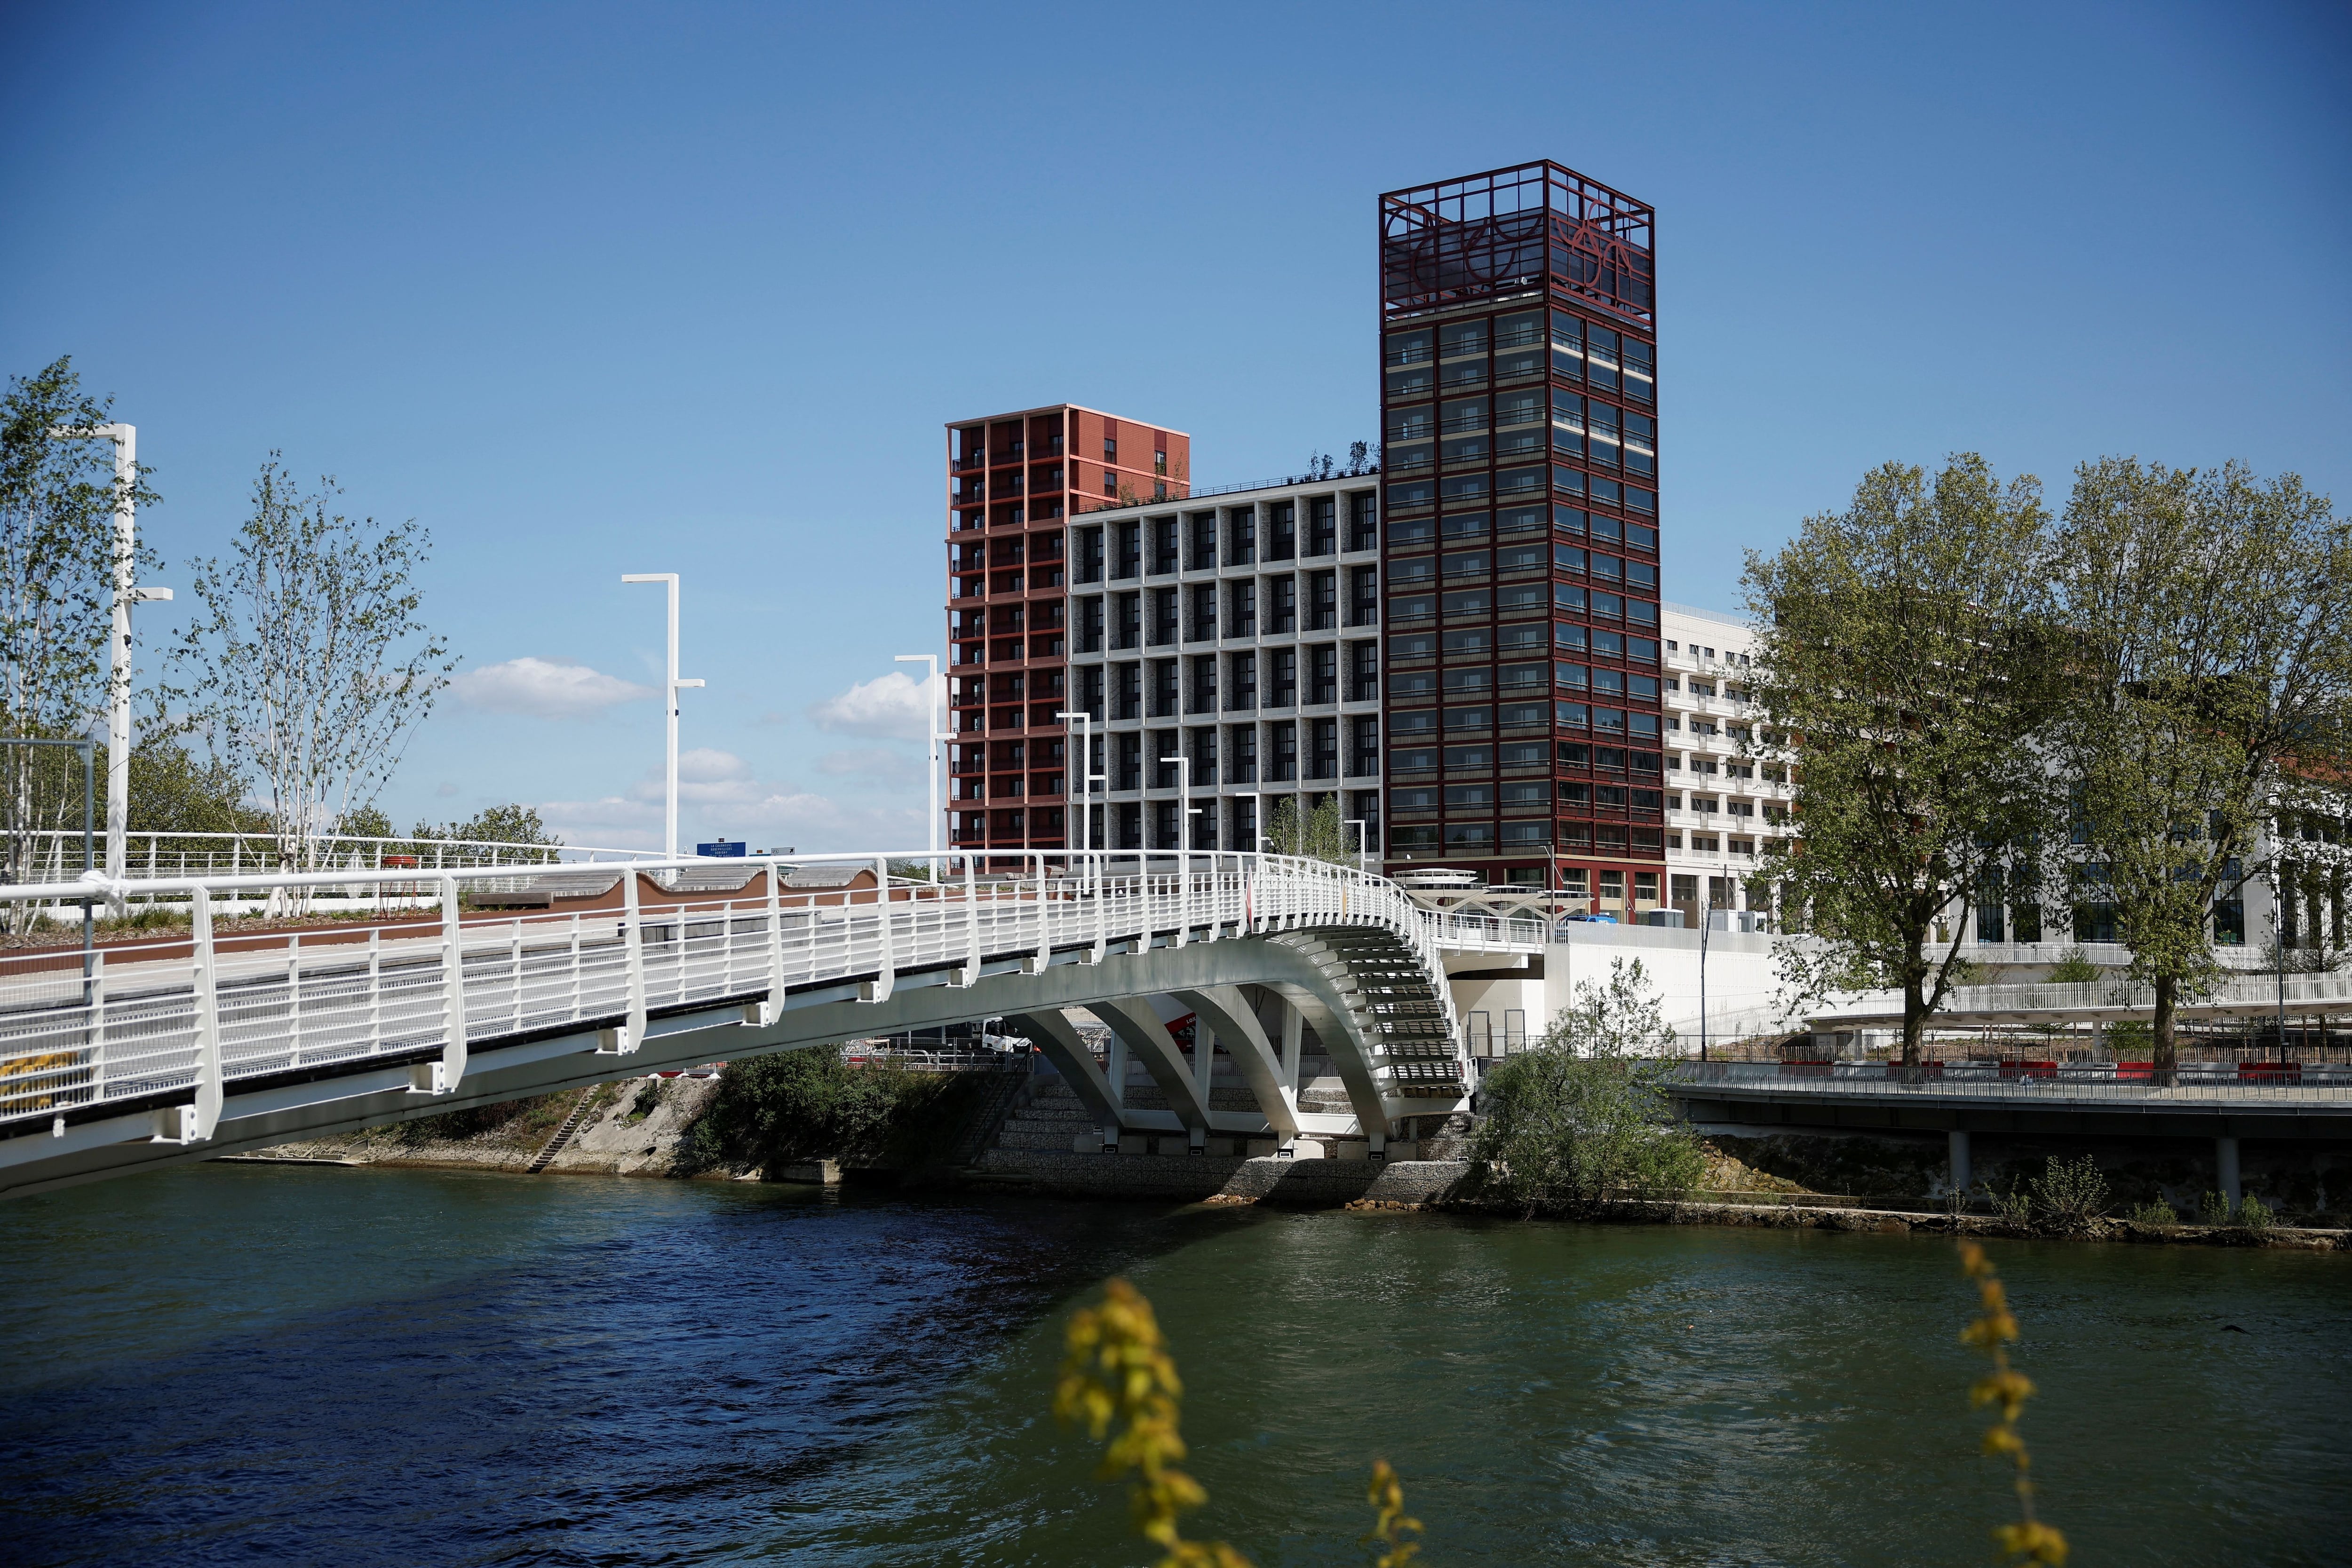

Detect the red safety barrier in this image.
[2240,1061,2304,1084]
[2117,1061,2154,1081]
[1999,1059,2058,1079]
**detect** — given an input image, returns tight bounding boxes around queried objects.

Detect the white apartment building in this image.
[1660,602,1790,924]
[1064,475,1386,855]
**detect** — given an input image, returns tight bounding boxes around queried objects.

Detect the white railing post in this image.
[860,856,895,1002]
[760,860,787,1024]
[606,869,646,1053]
[286,933,302,1068]
[954,855,980,984]
[1089,851,1107,964]
[1029,853,1050,974]
[431,875,468,1093]
[166,885,222,1143]
[1171,845,1189,949]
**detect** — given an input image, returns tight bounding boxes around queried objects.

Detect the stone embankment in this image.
[246,1074,725,1177]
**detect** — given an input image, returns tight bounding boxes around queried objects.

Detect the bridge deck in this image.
[1,854,1541,1166]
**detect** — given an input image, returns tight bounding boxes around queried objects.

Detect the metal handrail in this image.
[0,846,1541,1137]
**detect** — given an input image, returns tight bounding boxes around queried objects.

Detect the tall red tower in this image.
[945,405,1191,858]
[1376,161,1665,916]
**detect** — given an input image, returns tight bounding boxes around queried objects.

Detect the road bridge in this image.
[0,848,1542,1198]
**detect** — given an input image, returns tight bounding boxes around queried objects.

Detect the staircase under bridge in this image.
[0,847,1543,1197]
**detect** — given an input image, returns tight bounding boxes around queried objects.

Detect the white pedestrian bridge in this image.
[0,842,1544,1198]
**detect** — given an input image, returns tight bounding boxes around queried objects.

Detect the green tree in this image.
[171,457,454,877]
[2051,458,2352,1079]
[119,732,262,837]
[1262,793,1355,866]
[1467,958,1702,1213]
[0,358,160,916]
[410,801,560,849]
[1745,455,2064,1069]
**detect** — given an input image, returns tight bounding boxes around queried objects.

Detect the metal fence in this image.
[0,847,1542,1138]
[1665,1059,2352,1107]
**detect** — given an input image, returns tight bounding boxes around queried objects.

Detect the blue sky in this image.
[4,2,2346,851]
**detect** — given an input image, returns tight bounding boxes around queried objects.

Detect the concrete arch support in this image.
[1005,1009,1124,1140]
[1091,997,1214,1132]
[1170,986,1299,1139]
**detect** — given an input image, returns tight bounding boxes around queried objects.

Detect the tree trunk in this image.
[1901,975,1926,1076]
[2152,972,2178,1086]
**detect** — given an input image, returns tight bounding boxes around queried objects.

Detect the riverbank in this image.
[222,1065,2352,1250]
[251,1073,726,1177]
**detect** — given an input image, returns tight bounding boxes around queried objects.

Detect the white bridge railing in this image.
[2,829,654,895]
[0,848,1543,1141]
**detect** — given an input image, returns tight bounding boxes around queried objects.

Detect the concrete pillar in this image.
[2217,1136,2241,1209]
[1948,1129,1971,1194]
[1188,1125,1206,1154]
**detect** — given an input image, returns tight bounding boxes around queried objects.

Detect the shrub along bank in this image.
[677,1046,1003,1179]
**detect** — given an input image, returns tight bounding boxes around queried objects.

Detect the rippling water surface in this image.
[3,1164,2347,1566]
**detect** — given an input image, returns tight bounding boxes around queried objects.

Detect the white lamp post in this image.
[621,573,704,858]
[1345,817,1367,875]
[895,653,943,860]
[45,422,167,889]
[1237,790,1267,853]
[1056,710,1102,859]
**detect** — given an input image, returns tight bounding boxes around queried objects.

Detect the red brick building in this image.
[945,405,1191,855]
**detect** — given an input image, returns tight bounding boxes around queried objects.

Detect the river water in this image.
[3,1165,2347,1567]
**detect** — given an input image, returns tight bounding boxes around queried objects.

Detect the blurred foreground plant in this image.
[1364,1458,1422,1567]
[1055,1278,1251,1568]
[1057,1280,1430,1567]
[1958,1242,2067,1565]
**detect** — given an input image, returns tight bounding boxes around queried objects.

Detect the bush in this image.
[1468,1050,1703,1214]
[1991,1181,2036,1227]
[2029,1154,2110,1233]
[679,1045,997,1176]
[2239,1194,2274,1232]
[2128,1197,2179,1227]
[2045,946,2101,983]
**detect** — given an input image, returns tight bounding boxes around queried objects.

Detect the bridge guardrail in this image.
[0,847,1539,1140]
[1665,1060,2352,1106]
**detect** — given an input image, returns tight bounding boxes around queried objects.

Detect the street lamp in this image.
[1056,710,1105,866]
[46,422,168,889]
[895,653,943,860]
[1159,753,1201,882]
[621,574,704,858]
[1236,790,1267,854]
[1345,817,1368,876]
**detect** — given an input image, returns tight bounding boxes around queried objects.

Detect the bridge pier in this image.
[1948,1129,1971,1194]
[2217,1135,2241,1208]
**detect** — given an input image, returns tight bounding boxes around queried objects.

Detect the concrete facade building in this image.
[1064,475,1386,856]
[1659,603,1790,925]
[946,406,1191,856]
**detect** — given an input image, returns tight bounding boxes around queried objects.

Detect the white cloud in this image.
[452,657,656,719]
[678,747,752,783]
[807,670,942,740]
[816,747,919,781]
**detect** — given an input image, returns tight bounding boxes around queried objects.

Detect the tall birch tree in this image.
[171,457,454,878]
